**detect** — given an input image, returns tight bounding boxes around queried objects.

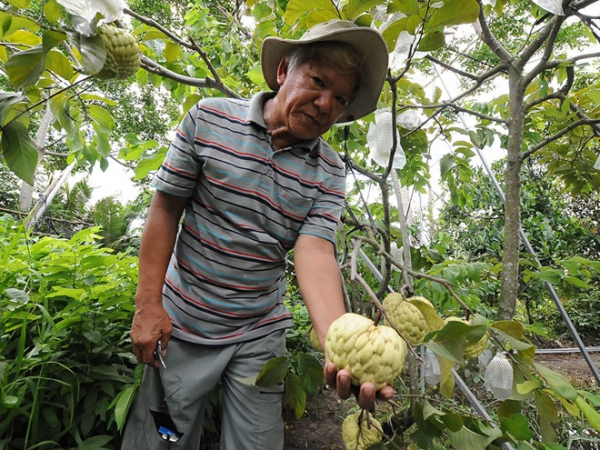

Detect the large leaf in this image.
[347,0,383,19]
[283,372,307,419]
[284,0,338,27]
[1,120,38,185]
[426,0,480,30]
[78,32,107,75]
[534,363,578,401]
[575,396,600,432]
[4,45,46,88]
[448,423,502,450]
[0,11,40,38]
[535,390,559,442]
[255,356,289,387]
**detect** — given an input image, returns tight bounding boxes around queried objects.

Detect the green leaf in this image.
[283,372,307,419]
[448,424,502,450]
[113,385,137,431]
[78,32,107,75]
[1,120,38,185]
[46,49,75,80]
[534,363,578,401]
[409,297,446,329]
[500,413,534,440]
[252,3,273,20]
[491,321,524,340]
[6,0,32,8]
[575,396,600,432]
[426,0,480,30]
[418,30,445,51]
[44,0,63,23]
[255,356,289,387]
[79,435,114,449]
[0,11,40,38]
[347,0,382,18]
[535,390,558,442]
[284,0,338,26]
[5,45,46,88]
[295,352,324,394]
[577,390,600,407]
[563,276,589,288]
[389,0,421,16]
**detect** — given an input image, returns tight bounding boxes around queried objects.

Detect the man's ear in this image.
[276,58,290,87]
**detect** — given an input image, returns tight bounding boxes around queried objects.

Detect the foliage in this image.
[0,215,139,449]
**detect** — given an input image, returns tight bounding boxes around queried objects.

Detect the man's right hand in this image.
[130,301,173,367]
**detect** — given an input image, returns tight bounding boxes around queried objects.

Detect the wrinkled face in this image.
[274,57,359,142]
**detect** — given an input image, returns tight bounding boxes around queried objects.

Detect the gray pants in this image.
[121,331,286,449]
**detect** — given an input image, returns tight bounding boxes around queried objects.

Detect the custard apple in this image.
[382,293,430,345]
[325,313,407,390]
[445,316,489,359]
[342,411,382,450]
[94,24,140,80]
[308,326,322,352]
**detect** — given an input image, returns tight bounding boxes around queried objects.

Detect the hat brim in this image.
[261,26,389,123]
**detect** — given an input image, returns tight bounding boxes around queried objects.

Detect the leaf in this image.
[500,413,534,441]
[6,0,33,8]
[295,352,324,394]
[283,372,307,419]
[426,0,480,30]
[577,390,600,407]
[534,363,578,401]
[409,297,445,329]
[1,120,39,185]
[79,435,114,449]
[575,396,600,432]
[46,48,75,80]
[347,0,381,18]
[389,0,421,16]
[113,385,137,431]
[255,356,289,387]
[0,11,41,39]
[491,320,524,340]
[78,32,107,75]
[448,424,502,450]
[438,355,455,398]
[4,45,46,88]
[418,31,445,51]
[284,0,338,26]
[535,390,558,442]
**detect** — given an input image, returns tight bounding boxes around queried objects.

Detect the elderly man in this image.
[122,20,389,450]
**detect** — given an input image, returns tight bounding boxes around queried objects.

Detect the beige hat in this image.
[261,20,389,123]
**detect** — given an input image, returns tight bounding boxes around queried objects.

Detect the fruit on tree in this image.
[382,293,431,345]
[445,316,489,358]
[94,24,141,79]
[325,313,407,390]
[342,410,382,450]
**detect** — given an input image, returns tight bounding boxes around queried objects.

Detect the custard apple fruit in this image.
[326,313,407,390]
[342,411,382,450]
[94,24,140,79]
[308,326,322,352]
[382,293,431,345]
[445,316,489,359]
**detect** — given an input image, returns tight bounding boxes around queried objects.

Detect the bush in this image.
[0,216,139,449]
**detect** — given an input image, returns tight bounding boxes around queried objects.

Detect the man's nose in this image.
[315,90,335,112]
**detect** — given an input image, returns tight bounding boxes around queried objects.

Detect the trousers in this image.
[120,330,286,449]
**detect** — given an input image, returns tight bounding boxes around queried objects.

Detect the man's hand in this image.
[130,301,172,368]
[324,361,394,410]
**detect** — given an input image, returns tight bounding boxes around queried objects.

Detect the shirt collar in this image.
[247,92,321,154]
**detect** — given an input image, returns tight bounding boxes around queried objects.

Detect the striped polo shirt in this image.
[152,92,347,345]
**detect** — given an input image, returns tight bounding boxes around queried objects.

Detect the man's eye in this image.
[312,77,324,87]
[336,96,348,106]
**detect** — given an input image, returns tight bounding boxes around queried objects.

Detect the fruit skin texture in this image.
[95,24,141,80]
[382,293,430,345]
[325,313,407,391]
[342,411,382,450]
[445,316,489,359]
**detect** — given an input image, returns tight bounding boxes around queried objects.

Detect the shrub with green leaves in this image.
[0,215,139,449]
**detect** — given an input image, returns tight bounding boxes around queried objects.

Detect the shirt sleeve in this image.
[151,103,202,198]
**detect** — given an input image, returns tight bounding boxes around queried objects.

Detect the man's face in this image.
[273,58,359,142]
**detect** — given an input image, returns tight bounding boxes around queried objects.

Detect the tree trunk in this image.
[497,68,525,321]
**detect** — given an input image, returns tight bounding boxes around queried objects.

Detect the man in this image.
[122,20,390,449]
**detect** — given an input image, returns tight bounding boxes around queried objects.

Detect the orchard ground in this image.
[282,345,600,450]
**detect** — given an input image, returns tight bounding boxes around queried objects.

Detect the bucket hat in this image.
[261,20,389,123]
